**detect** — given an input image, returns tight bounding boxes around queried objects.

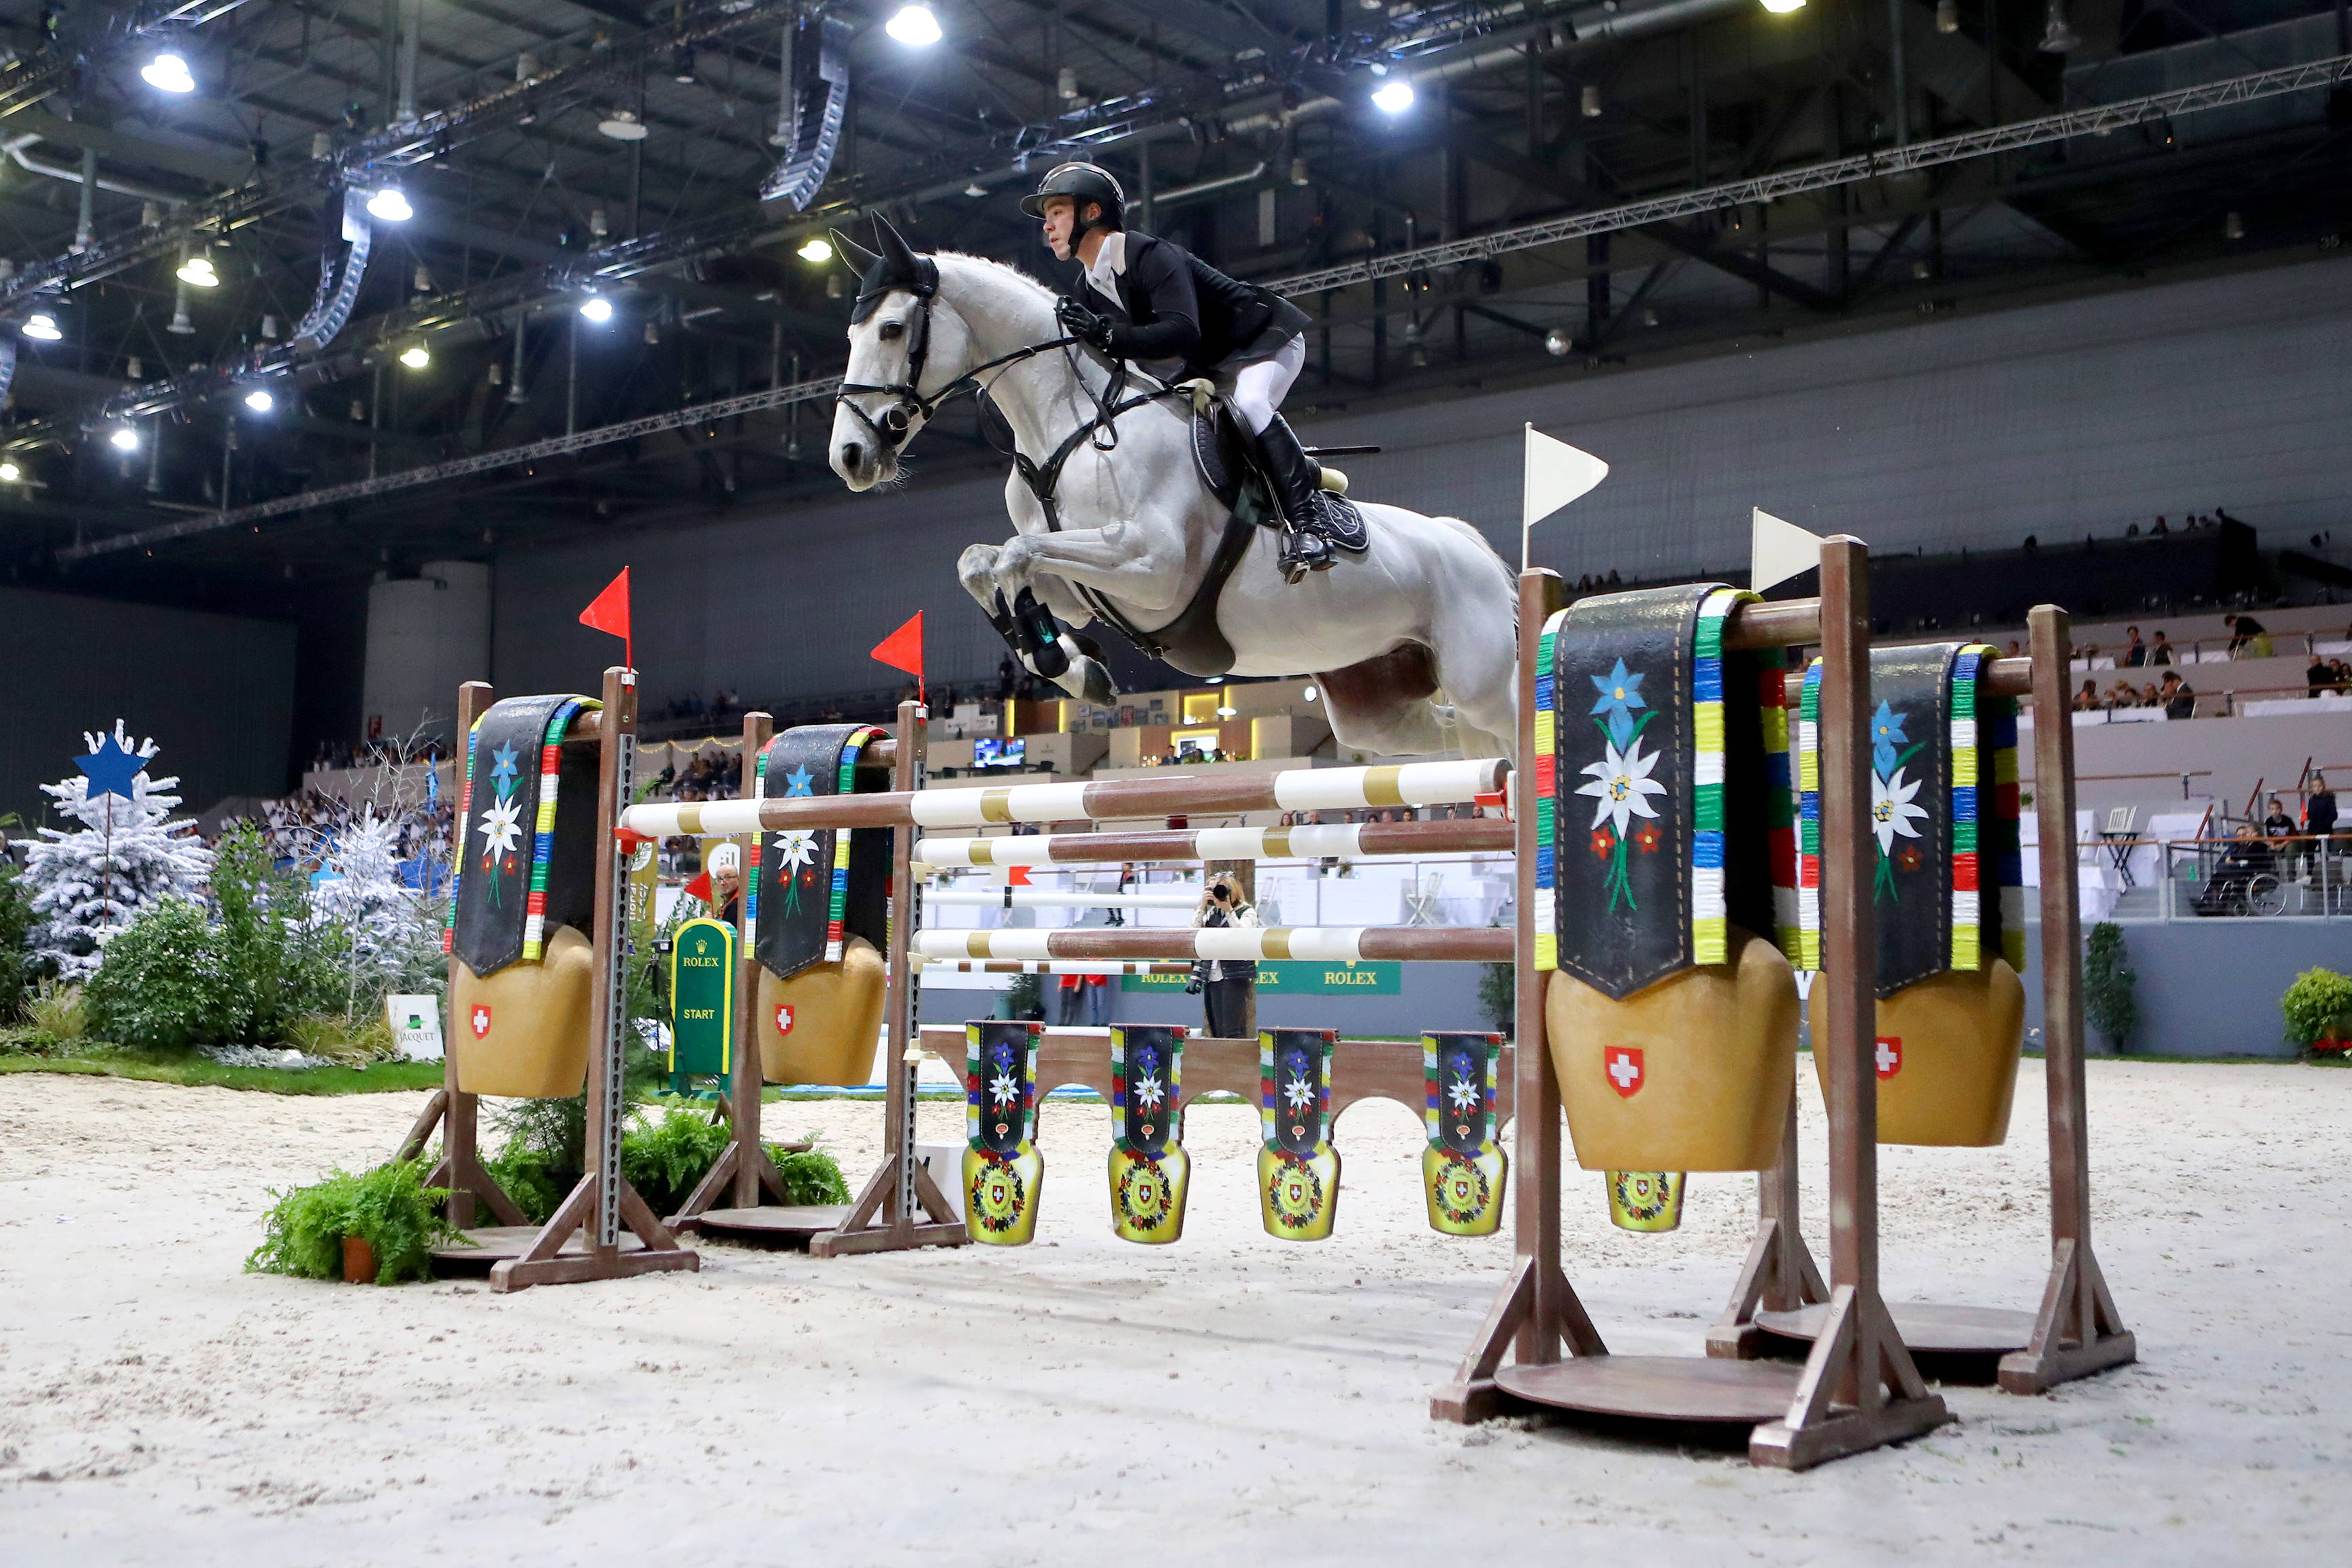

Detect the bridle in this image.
[832,275,1085,456]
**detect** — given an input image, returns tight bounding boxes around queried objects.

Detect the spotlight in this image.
[365,186,414,223]
[797,235,835,265]
[1581,84,1602,118]
[110,428,140,452]
[167,306,193,336]
[1371,78,1416,115]
[2039,1,2079,52]
[0,461,18,482]
[1290,157,1310,186]
[176,252,219,288]
[1301,685,1318,702]
[244,389,275,412]
[886,4,943,46]
[142,52,197,93]
[1759,0,1806,12]
[670,46,698,84]
[21,311,61,341]
[399,344,431,369]
[1544,328,1571,357]
[1936,0,1959,32]
[578,295,614,323]
[596,108,649,142]
[2224,210,2244,242]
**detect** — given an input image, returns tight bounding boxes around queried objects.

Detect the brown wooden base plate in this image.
[1754,1301,2038,1356]
[683,1205,855,1241]
[1493,1356,1806,1423]
[432,1225,652,1266]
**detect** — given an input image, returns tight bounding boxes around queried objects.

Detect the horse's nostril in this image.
[842,442,864,470]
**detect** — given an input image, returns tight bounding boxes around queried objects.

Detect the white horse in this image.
[827,228,1519,763]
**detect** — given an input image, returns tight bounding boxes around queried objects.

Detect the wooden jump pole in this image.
[912,817,1513,868]
[2001,606,2137,1392]
[393,679,528,1230]
[1437,545,1950,1470]
[487,666,699,1291]
[808,699,970,1258]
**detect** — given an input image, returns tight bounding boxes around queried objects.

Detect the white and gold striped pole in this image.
[913,815,1512,870]
[913,925,1509,964]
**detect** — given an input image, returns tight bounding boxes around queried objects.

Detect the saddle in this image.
[1121,403,1369,679]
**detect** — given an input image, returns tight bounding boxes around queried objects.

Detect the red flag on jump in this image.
[870,611,924,705]
[579,568,632,669]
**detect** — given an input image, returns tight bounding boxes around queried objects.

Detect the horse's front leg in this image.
[962,540,1118,704]
[991,519,1187,616]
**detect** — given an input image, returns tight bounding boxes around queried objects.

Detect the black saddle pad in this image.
[1190,403,1368,551]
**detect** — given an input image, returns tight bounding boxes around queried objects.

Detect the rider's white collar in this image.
[1083,230,1127,304]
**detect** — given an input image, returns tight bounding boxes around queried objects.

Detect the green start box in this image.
[668,917,736,1076]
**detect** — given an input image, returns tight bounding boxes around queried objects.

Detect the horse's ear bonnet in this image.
[849,214,937,325]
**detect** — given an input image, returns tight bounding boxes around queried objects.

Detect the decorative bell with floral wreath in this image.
[964,1021,1045,1245]
[1537,585,1803,1196]
[1258,1028,1341,1241]
[1107,1025,1190,1244]
[1796,644,2027,1145]
[1421,1031,1507,1236]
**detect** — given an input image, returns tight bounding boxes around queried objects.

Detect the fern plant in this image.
[246,1158,463,1284]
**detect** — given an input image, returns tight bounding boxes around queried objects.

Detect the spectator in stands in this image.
[2223,614,2272,659]
[997,655,1017,700]
[2148,630,2174,666]
[2123,627,2145,667]
[2313,653,2336,698]
[2308,774,2340,845]
[2106,681,2140,710]
[706,841,743,925]
[2074,679,2101,713]
[2150,515,2170,536]
[2195,825,2275,916]
[2007,640,2023,658]
[2264,796,2296,842]
[2159,671,2195,719]
[2140,683,2161,708]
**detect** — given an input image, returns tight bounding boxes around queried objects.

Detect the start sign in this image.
[668,917,736,1081]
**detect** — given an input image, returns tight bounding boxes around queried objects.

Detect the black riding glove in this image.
[1055,295,1122,357]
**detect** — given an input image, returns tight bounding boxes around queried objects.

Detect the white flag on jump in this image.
[1750,508,1829,594]
[1521,425,1608,569]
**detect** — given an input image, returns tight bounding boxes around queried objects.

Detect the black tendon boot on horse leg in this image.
[1256,416,1339,584]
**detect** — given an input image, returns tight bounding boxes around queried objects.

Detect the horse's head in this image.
[830,216,973,491]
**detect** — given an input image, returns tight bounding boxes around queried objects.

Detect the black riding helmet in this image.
[1019,161,1127,232]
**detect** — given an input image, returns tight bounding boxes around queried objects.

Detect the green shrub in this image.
[2282,967,2352,1051]
[769,1137,850,1205]
[2082,921,2138,1051]
[246,1158,462,1284]
[27,979,87,1041]
[1477,951,1514,1036]
[210,825,344,1043]
[284,1010,400,1066]
[85,899,231,1050]
[0,856,37,1022]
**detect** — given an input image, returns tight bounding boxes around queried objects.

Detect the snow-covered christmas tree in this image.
[306,806,443,1002]
[24,721,212,979]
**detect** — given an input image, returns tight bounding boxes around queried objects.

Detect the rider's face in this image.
[1041,197,1076,261]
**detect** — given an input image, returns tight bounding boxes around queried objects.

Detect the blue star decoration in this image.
[489,741,521,785]
[782,764,815,796]
[1589,659,1647,747]
[74,732,145,802]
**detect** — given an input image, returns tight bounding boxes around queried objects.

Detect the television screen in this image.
[973,736,1027,768]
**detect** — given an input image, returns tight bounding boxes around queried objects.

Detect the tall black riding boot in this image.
[1252,416,1337,584]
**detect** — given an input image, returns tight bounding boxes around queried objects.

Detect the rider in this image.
[1021,161,1352,582]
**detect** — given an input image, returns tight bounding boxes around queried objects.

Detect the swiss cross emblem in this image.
[470,1005,492,1039]
[1605,1047,1644,1098]
[774,1004,796,1035]
[1875,1036,1903,1079]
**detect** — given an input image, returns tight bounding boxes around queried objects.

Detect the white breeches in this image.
[1226,333,1305,435]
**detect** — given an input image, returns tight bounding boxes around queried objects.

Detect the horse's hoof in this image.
[1077,658,1117,705]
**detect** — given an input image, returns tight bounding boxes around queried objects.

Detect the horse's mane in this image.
[930,249,1059,311]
